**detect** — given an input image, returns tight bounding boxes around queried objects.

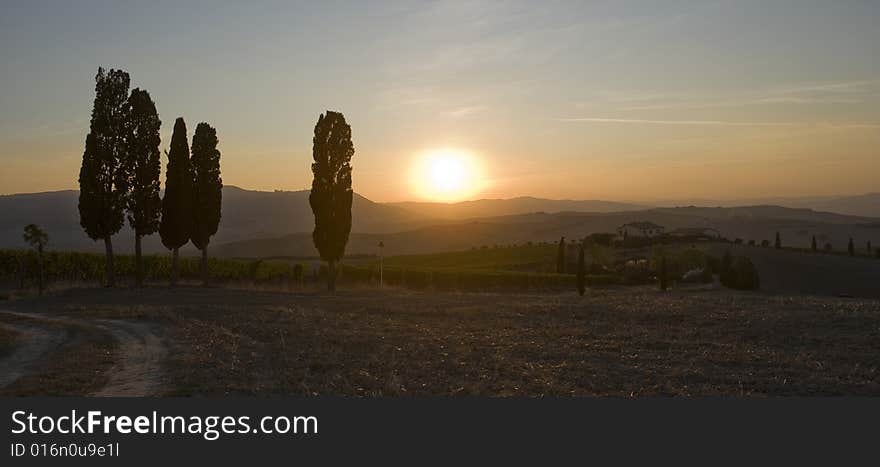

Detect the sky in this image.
[1,0,879,202]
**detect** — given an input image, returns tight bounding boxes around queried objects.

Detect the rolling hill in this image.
[0,186,425,254]
[389,197,645,220]
[214,207,880,258]
[2,187,878,257]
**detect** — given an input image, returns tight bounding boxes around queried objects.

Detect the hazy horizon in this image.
[2,0,879,202]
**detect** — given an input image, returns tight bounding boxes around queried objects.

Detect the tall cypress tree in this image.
[191,122,223,285]
[78,67,130,287]
[811,235,817,252]
[556,236,566,273]
[309,111,354,291]
[159,117,193,286]
[774,231,782,249]
[124,88,162,286]
[576,244,586,296]
[848,237,855,256]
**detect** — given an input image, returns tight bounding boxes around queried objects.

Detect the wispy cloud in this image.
[446,105,487,118]
[604,79,880,112]
[556,117,880,128]
[772,80,880,95]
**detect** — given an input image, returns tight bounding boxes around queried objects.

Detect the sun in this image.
[411,148,485,202]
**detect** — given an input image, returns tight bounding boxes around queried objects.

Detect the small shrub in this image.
[720,256,760,290]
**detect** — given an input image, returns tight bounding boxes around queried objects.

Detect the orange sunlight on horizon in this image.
[409,148,487,202]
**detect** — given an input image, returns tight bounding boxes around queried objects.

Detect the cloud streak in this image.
[556,117,880,128]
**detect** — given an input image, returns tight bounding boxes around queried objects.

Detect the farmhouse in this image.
[617,221,664,238]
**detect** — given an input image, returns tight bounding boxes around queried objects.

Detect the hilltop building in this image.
[617,222,664,239]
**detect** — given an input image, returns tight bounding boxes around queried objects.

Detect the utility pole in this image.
[378,240,384,288]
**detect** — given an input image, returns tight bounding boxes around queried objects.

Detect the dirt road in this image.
[0,310,167,396]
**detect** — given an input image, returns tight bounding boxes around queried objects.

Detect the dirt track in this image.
[0,310,167,396]
[0,319,66,387]
[91,319,166,396]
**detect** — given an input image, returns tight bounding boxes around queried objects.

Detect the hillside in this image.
[3,188,877,257]
[389,197,645,220]
[214,207,880,258]
[0,186,426,254]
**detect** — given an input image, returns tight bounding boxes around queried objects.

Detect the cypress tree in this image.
[868,241,872,254]
[556,236,566,274]
[123,88,162,286]
[576,244,586,296]
[309,111,354,292]
[78,67,130,287]
[191,122,223,285]
[811,235,817,252]
[159,117,193,286]
[774,231,781,249]
[848,237,855,256]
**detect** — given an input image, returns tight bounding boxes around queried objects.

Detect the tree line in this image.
[78,67,222,287]
[77,67,354,291]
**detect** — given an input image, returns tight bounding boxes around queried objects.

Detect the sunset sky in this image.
[2,0,879,202]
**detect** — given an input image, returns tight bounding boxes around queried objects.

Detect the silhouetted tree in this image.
[78,67,130,287]
[191,122,223,285]
[774,231,781,249]
[848,237,855,256]
[868,241,873,254]
[123,88,162,286]
[309,111,354,291]
[659,255,668,291]
[159,118,193,286]
[576,244,586,296]
[23,224,48,296]
[811,235,817,252]
[556,236,566,274]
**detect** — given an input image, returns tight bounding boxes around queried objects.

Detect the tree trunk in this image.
[104,237,115,287]
[201,246,209,286]
[37,246,44,296]
[135,234,143,287]
[327,260,336,292]
[171,248,179,287]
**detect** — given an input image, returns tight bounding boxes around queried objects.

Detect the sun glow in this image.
[411,148,485,202]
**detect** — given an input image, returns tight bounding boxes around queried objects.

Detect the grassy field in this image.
[2,286,878,396]
[381,243,557,271]
[1,245,614,294]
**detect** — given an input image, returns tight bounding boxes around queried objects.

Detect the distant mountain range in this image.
[388,197,646,220]
[1,186,878,257]
[654,193,880,218]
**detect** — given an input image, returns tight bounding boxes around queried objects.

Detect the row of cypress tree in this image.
[78,67,222,287]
